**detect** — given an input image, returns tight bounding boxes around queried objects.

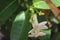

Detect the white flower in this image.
[28,14,48,37]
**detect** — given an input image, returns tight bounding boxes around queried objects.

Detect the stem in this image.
[42,10,52,27]
[44,0,60,20]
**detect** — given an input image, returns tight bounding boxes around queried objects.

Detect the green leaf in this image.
[0,0,13,12]
[10,11,32,40]
[52,32,60,40]
[33,0,60,9]
[39,29,51,40]
[0,0,19,26]
[49,13,60,24]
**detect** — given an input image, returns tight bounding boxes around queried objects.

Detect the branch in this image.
[44,0,60,20]
[42,10,52,27]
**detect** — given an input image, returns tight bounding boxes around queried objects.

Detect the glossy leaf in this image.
[0,0,19,26]
[33,0,60,9]
[10,11,32,40]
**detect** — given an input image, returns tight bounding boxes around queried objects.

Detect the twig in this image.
[44,0,60,20]
[42,10,52,27]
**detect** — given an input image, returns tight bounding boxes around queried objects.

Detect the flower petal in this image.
[38,21,47,26]
[32,14,38,27]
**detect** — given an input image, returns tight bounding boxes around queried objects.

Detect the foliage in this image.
[33,0,60,9]
[0,0,60,40]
